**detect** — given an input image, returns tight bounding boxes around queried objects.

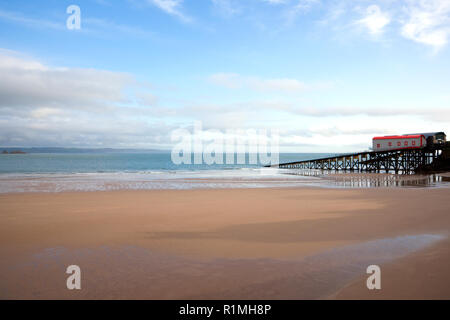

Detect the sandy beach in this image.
[0,186,449,299]
[3,0,450,306]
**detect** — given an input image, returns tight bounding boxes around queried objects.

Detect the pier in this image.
[268,142,450,174]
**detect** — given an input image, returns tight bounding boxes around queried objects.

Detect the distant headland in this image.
[2,150,27,154]
[0,147,167,154]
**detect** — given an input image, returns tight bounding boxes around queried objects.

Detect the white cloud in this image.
[147,0,191,22]
[0,49,448,151]
[400,0,450,48]
[162,100,450,153]
[0,49,47,71]
[0,9,63,30]
[0,9,156,39]
[209,73,317,93]
[205,0,448,50]
[0,52,134,109]
[263,0,288,4]
[0,49,173,148]
[357,5,390,35]
[83,18,156,38]
[211,0,245,17]
[293,0,319,11]
[190,97,449,120]
[284,0,320,25]
[136,91,159,106]
[307,0,450,49]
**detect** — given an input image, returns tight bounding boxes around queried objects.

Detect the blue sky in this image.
[0,0,449,152]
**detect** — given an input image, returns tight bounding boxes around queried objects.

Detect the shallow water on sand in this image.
[0,234,444,299]
[0,170,449,193]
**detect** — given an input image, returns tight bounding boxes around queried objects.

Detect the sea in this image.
[0,150,448,192]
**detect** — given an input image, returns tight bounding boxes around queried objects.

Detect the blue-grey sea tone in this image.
[0,151,448,193]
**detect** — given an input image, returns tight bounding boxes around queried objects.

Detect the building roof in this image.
[404,132,446,138]
[373,135,424,140]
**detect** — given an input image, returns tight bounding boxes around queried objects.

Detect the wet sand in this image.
[333,238,450,299]
[0,187,449,299]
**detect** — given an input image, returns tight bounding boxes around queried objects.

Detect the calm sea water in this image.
[1,152,447,192]
[0,152,331,174]
[0,152,337,192]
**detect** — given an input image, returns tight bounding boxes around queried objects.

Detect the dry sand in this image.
[0,187,449,299]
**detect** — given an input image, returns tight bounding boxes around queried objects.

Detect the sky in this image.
[0,0,449,152]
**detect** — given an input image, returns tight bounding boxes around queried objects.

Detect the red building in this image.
[372,135,426,151]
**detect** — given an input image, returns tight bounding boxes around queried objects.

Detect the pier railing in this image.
[267,144,449,174]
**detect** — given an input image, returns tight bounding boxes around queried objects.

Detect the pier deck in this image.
[268,143,449,174]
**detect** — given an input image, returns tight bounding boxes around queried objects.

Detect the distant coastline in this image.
[0,147,169,154]
[2,150,26,154]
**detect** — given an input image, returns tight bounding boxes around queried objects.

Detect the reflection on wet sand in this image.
[0,234,443,299]
[1,170,449,193]
[282,170,450,188]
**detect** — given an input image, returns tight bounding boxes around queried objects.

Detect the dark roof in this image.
[403,132,446,138]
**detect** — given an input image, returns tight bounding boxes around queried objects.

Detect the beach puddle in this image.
[0,234,444,299]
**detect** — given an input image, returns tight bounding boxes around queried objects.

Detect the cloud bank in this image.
[0,49,448,152]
